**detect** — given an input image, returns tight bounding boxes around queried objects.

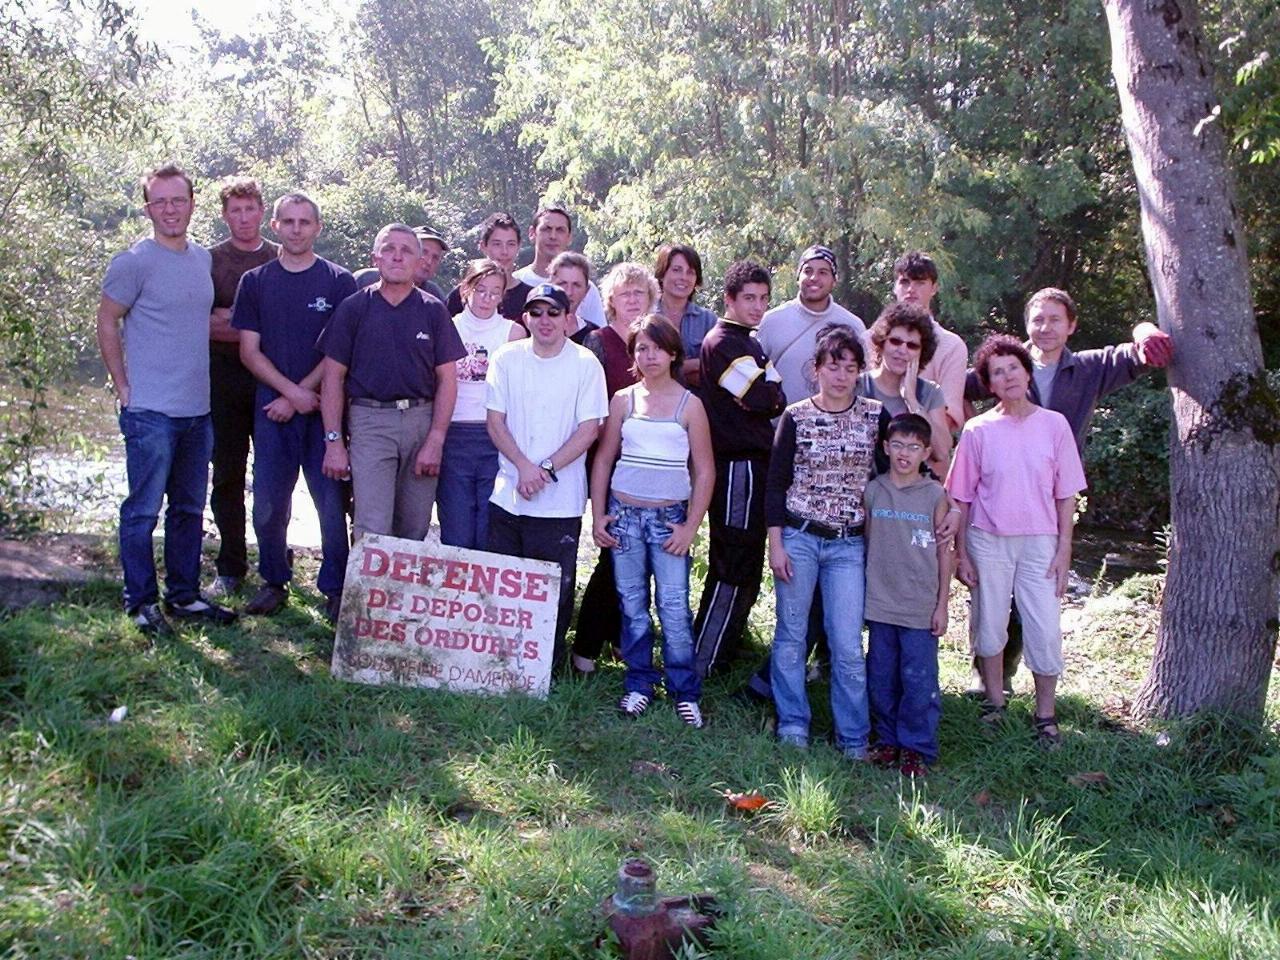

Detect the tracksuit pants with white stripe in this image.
[693,455,768,677]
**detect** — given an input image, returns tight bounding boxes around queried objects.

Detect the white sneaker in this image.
[675,701,705,729]
[618,692,651,718]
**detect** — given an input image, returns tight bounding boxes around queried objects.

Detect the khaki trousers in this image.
[348,402,437,541]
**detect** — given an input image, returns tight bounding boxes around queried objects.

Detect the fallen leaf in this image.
[1067,771,1111,788]
[972,788,992,808]
[723,790,768,812]
[631,760,673,778]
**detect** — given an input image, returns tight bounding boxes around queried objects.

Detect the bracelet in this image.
[946,507,961,515]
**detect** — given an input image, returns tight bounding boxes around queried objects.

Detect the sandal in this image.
[1034,714,1062,750]
[978,701,1006,726]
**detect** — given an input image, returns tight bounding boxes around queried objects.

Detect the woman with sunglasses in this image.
[858,301,952,477]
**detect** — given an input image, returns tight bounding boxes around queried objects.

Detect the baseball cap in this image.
[524,283,570,312]
[797,244,838,276]
[414,226,449,251]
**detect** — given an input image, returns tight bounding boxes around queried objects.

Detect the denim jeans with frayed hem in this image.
[770,527,868,753]
[118,408,212,611]
[609,498,700,703]
[867,620,941,763]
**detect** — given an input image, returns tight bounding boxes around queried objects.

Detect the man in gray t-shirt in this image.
[96,163,237,636]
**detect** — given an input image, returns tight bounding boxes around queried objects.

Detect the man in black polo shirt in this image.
[320,223,466,540]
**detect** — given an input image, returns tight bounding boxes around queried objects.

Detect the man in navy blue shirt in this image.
[233,191,357,620]
[320,224,466,543]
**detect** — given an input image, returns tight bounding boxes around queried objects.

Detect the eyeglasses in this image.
[527,307,565,318]
[145,197,191,210]
[886,336,922,351]
[888,440,925,452]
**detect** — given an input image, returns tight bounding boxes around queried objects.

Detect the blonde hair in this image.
[600,261,659,322]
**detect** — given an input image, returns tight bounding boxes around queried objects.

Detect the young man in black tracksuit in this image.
[692,260,787,677]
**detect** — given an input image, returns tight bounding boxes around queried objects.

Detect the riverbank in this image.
[1,551,1276,957]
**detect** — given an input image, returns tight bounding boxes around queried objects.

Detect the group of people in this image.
[97,163,1174,774]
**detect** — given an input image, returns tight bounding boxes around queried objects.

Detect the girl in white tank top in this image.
[588,315,715,727]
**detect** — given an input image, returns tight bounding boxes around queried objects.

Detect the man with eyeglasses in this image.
[483,283,608,668]
[320,223,465,542]
[96,163,237,636]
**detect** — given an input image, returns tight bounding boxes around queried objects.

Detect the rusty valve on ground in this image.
[599,857,720,959]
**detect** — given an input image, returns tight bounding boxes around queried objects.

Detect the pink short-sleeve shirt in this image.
[945,406,1087,536]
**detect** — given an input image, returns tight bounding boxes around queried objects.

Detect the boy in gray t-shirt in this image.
[862,414,955,778]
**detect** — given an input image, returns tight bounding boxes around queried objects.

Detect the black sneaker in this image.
[166,596,238,624]
[131,602,174,637]
[244,585,288,616]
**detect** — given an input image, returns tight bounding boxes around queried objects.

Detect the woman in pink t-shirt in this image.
[945,335,1086,748]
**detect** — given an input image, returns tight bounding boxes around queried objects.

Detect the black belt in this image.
[349,397,431,410]
[785,512,864,540]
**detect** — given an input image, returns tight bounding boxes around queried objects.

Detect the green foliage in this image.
[0,0,157,530]
[489,0,1142,342]
[1083,381,1173,529]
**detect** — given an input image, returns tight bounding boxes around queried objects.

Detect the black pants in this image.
[693,456,768,677]
[572,549,623,660]
[209,350,258,579]
[487,505,581,670]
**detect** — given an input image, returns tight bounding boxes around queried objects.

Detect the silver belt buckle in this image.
[395,398,410,410]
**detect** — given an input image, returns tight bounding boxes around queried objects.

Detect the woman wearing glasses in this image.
[857,302,952,478]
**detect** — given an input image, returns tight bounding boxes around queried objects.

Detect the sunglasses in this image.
[886,335,922,351]
[527,306,565,318]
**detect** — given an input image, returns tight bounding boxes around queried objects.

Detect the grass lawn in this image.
[1,543,1277,958]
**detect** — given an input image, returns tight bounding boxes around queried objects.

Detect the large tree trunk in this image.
[1102,0,1280,722]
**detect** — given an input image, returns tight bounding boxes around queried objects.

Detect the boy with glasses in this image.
[863,413,954,777]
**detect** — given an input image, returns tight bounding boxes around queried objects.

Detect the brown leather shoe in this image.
[244,585,288,616]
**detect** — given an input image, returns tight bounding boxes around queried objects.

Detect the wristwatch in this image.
[539,458,558,482]
[324,430,342,443]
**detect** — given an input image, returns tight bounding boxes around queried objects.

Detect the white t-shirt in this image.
[485,337,609,518]
[452,308,518,422]
[513,264,605,329]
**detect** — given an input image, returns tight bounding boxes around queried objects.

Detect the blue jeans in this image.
[437,421,499,549]
[770,527,868,753]
[252,410,349,597]
[118,408,212,611]
[867,621,941,763]
[609,498,700,703]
